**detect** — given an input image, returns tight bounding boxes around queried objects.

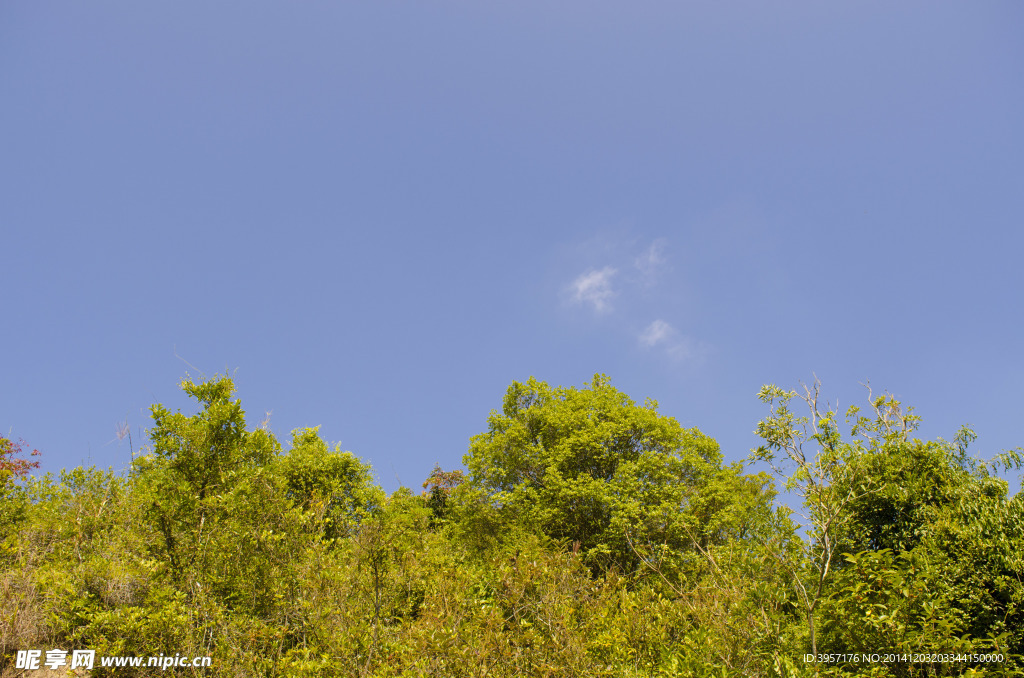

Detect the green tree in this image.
[457,374,757,575]
[750,379,892,656]
[421,464,465,527]
[753,378,1024,672]
[820,427,1024,673]
[131,374,389,672]
[134,375,282,592]
[279,426,383,541]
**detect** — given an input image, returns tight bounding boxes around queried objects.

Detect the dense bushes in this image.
[1,375,1021,677]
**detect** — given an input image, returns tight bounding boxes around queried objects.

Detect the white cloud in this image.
[639,319,707,364]
[634,239,667,283]
[666,338,697,362]
[639,319,673,347]
[570,267,617,313]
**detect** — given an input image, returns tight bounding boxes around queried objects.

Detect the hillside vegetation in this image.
[2,375,1022,677]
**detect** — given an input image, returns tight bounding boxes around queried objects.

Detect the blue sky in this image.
[3,2,1022,495]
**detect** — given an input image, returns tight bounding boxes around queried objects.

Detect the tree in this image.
[0,436,41,551]
[0,435,40,489]
[279,426,383,541]
[457,374,754,575]
[820,423,1024,670]
[752,378,1024,670]
[421,464,464,527]
[750,379,887,656]
[135,375,282,591]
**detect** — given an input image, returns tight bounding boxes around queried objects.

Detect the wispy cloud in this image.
[639,319,706,363]
[570,267,617,313]
[639,319,673,347]
[634,239,667,283]
[562,235,707,365]
[665,338,700,362]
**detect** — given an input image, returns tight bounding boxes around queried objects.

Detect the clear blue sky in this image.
[3,2,1022,495]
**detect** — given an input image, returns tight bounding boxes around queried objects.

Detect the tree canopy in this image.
[1,373,1021,677]
[458,374,775,575]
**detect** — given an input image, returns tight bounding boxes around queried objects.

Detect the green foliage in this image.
[279,426,384,540]
[134,376,280,585]
[2,372,1020,678]
[458,374,755,575]
[421,464,465,526]
[820,431,1024,672]
[753,379,1024,673]
[0,436,41,555]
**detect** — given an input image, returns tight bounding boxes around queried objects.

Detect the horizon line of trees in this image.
[1,373,1022,677]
